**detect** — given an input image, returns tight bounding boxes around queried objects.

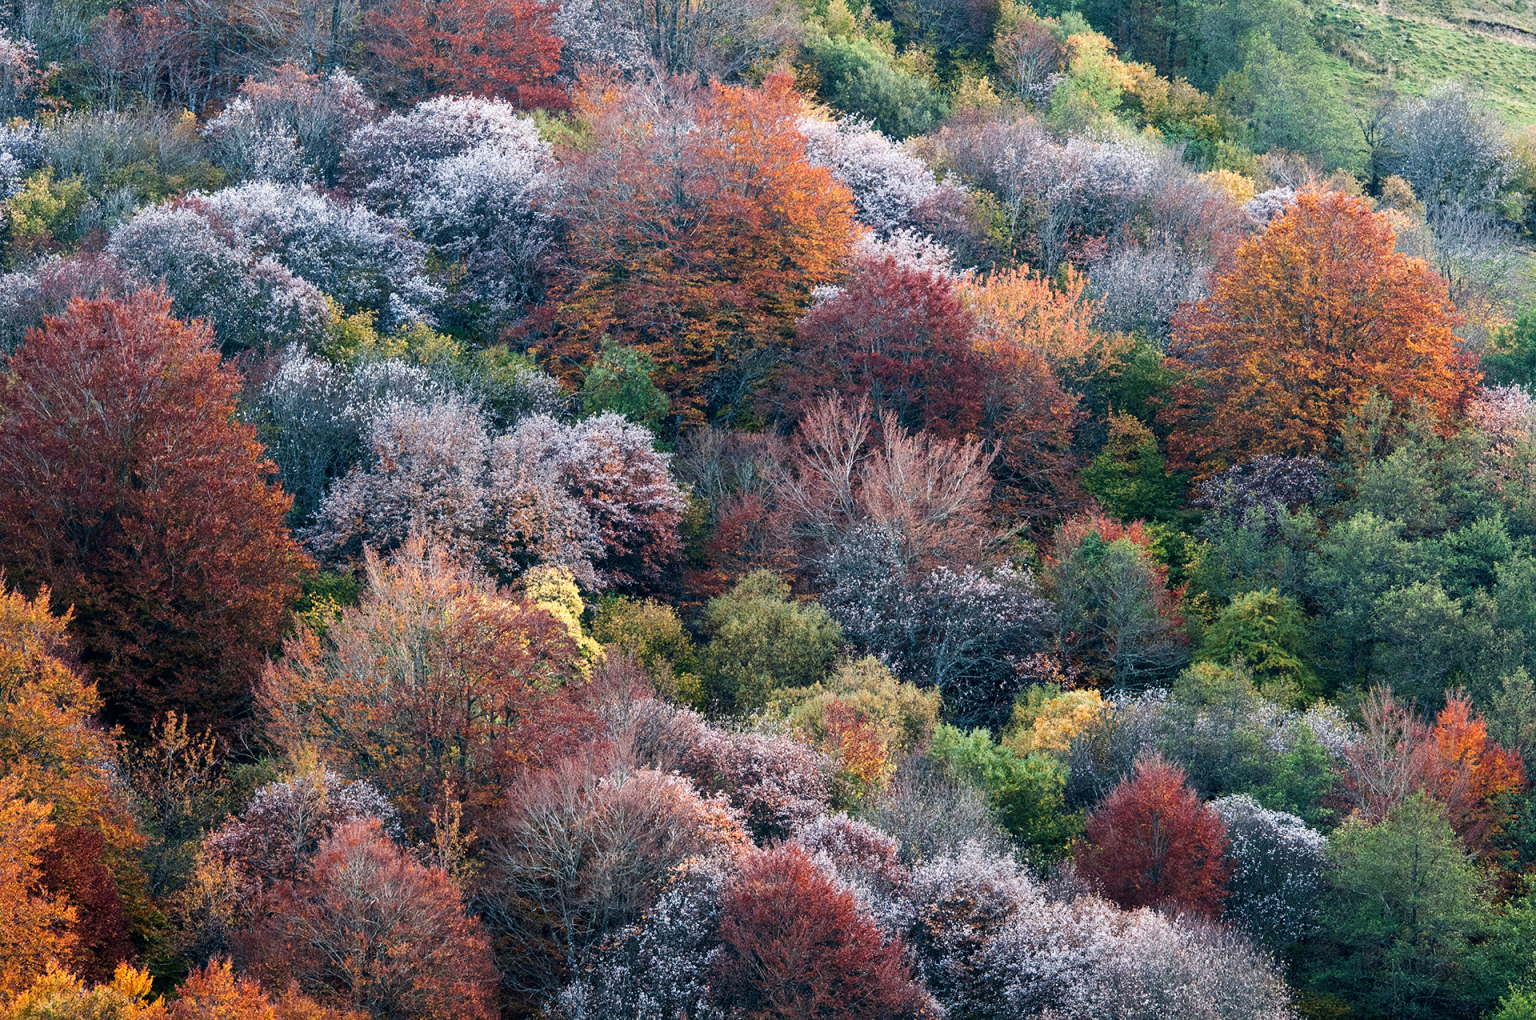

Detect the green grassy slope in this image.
[1307,0,1536,123]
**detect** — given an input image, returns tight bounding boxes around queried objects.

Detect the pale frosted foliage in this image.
[1470,384,1536,452]
[819,524,1055,729]
[107,204,329,352]
[993,135,1157,272]
[798,116,938,234]
[866,756,1011,864]
[1378,83,1511,209]
[1211,795,1325,947]
[341,96,549,216]
[1299,702,1356,760]
[310,407,684,588]
[1087,243,1210,339]
[497,413,687,585]
[246,348,358,523]
[1246,187,1297,225]
[0,121,43,173]
[551,0,652,79]
[309,394,494,566]
[0,270,41,350]
[0,150,24,199]
[345,357,446,412]
[854,227,959,278]
[793,813,913,935]
[550,866,729,1020]
[204,69,374,186]
[206,119,309,185]
[205,766,400,885]
[482,760,747,997]
[407,132,557,323]
[251,351,446,527]
[907,842,1297,1020]
[679,725,832,841]
[108,183,438,345]
[200,181,441,328]
[485,450,606,588]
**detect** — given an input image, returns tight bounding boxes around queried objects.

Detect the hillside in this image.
[1312,0,1536,121]
[0,2,1535,1020]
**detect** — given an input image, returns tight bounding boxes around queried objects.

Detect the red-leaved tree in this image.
[1074,756,1230,919]
[784,258,982,434]
[37,826,134,982]
[1345,687,1526,857]
[364,0,565,108]
[238,818,500,1020]
[712,844,938,1019]
[0,291,306,738]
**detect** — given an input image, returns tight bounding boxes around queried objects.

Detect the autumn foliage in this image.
[0,587,139,857]
[0,292,306,737]
[239,818,500,1020]
[1075,756,1231,919]
[958,266,1099,522]
[713,844,937,1019]
[259,539,593,832]
[785,257,982,433]
[364,0,565,108]
[537,74,856,426]
[1162,191,1479,473]
[0,776,76,998]
[1345,687,1526,856]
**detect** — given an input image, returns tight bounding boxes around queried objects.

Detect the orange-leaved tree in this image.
[534,73,856,428]
[364,0,566,108]
[956,265,1099,523]
[1074,755,1230,918]
[1344,687,1526,858]
[259,538,592,835]
[0,775,77,998]
[0,587,141,982]
[1161,190,1478,474]
[0,292,306,739]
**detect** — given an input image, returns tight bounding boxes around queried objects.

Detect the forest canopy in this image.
[2,1,1536,1019]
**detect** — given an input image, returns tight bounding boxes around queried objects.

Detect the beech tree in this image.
[363,0,565,108]
[1074,756,1231,919]
[783,257,981,434]
[479,756,747,1001]
[0,776,76,999]
[535,74,856,426]
[0,292,305,737]
[1344,687,1526,857]
[260,538,591,832]
[239,819,500,1020]
[1163,191,1479,474]
[712,845,937,1019]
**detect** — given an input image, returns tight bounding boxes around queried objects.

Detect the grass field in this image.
[1306,0,1536,123]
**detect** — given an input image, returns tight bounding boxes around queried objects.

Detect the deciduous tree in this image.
[0,776,76,999]
[712,844,937,1019]
[479,755,747,1001]
[1163,191,1478,474]
[783,257,981,434]
[260,539,592,833]
[0,292,306,737]
[239,819,499,1020]
[535,74,856,426]
[363,0,565,108]
[1075,755,1231,919]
